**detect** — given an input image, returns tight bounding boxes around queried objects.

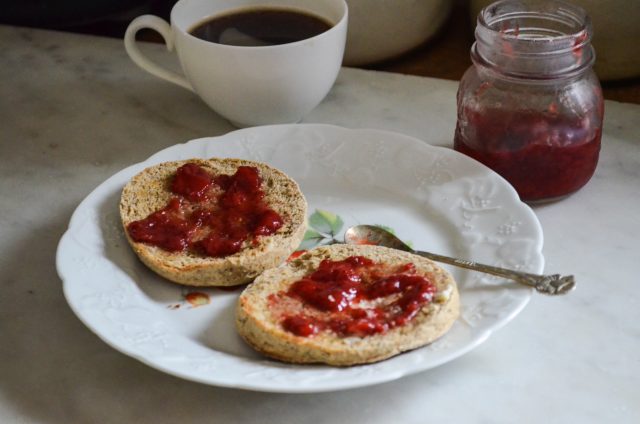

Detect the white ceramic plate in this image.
[57,124,543,393]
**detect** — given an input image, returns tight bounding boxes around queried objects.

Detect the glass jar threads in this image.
[454,0,604,202]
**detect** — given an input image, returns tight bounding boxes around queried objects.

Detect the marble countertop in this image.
[1,25,639,423]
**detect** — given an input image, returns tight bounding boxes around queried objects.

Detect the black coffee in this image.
[189,8,333,47]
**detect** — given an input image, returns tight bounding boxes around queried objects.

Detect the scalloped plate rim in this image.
[56,123,543,393]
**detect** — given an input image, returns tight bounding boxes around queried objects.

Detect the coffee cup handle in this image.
[124,15,194,92]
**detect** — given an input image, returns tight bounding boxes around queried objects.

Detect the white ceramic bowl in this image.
[343,0,453,66]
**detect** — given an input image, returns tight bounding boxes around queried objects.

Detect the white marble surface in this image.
[1,25,639,423]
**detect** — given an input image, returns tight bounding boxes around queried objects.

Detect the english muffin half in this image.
[120,158,307,287]
[236,244,459,366]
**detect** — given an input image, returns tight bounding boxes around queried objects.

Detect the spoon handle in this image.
[414,250,575,295]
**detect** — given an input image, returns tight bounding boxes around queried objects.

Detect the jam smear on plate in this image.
[127,163,283,257]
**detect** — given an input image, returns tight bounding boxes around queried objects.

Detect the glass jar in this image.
[454,0,604,203]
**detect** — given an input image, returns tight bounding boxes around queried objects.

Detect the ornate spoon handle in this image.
[343,225,576,296]
[414,250,575,295]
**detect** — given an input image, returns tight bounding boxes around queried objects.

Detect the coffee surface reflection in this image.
[189,8,333,46]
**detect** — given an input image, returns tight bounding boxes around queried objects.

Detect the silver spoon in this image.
[343,225,575,295]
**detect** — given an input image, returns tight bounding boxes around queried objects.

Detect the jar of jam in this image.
[454,0,604,203]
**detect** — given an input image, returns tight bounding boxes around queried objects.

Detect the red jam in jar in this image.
[270,256,438,338]
[126,163,283,257]
[454,0,604,202]
[454,109,601,201]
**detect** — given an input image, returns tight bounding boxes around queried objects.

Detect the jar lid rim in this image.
[477,0,592,42]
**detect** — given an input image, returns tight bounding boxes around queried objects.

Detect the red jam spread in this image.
[271,256,437,338]
[454,108,601,202]
[126,163,283,257]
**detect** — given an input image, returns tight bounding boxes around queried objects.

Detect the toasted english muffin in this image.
[119,158,307,287]
[236,244,459,366]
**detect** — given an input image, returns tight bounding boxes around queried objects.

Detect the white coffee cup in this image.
[124,0,348,127]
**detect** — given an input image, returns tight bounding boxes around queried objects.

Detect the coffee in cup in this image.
[124,0,348,127]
